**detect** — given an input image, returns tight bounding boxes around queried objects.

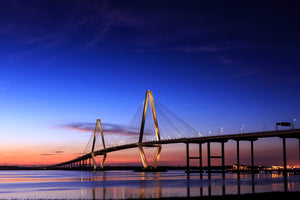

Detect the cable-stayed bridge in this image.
[48,90,300,172]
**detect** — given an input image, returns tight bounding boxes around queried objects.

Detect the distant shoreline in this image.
[126,192,300,200]
[0,166,39,170]
[0,165,225,170]
[1,165,300,173]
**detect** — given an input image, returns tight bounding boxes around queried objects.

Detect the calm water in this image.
[0,170,299,199]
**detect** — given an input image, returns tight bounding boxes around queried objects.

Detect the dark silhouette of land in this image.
[126,192,300,200]
[0,165,236,171]
[0,165,40,170]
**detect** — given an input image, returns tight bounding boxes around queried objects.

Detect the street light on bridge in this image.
[276,121,295,131]
[239,124,245,133]
[218,127,223,136]
[292,118,296,128]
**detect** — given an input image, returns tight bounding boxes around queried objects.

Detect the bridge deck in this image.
[49,129,300,167]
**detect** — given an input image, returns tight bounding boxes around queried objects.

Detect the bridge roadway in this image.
[49,129,300,168]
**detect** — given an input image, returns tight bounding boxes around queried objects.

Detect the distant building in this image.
[272,165,284,170]
[233,164,247,170]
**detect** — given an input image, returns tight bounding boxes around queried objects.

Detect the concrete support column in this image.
[221,142,225,173]
[283,137,287,172]
[186,143,189,173]
[236,140,240,172]
[251,140,254,170]
[207,142,211,174]
[199,143,202,173]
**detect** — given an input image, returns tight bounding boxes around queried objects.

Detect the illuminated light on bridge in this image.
[48,90,300,173]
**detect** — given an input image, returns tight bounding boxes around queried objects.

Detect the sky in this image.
[0,0,299,167]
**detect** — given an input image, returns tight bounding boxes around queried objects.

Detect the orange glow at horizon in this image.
[0,140,299,167]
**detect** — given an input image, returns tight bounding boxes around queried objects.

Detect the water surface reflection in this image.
[0,170,299,199]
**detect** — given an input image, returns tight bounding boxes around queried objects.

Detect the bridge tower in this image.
[91,118,107,169]
[138,90,162,169]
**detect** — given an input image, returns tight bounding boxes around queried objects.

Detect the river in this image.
[0,170,299,199]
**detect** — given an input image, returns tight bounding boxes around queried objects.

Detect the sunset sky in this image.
[0,0,299,167]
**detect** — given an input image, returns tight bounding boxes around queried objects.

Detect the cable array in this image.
[116,97,201,144]
[155,100,200,140]
[82,96,201,153]
[115,101,144,145]
[82,130,94,155]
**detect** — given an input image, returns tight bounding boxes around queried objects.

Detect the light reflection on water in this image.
[0,170,299,199]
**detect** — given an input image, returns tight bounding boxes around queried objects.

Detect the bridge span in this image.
[48,128,300,172]
[47,90,300,173]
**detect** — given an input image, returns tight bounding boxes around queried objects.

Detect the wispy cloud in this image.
[1,1,253,60]
[24,15,92,48]
[169,45,233,53]
[1,1,112,52]
[81,19,114,50]
[57,122,142,136]
[8,1,221,52]
[135,40,251,55]
[40,150,64,156]
[164,40,251,53]
[217,56,235,64]
[40,154,53,156]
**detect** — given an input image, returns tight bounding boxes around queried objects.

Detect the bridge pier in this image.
[88,158,92,169]
[186,142,204,176]
[251,140,254,170]
[199,143,202,175]
[249,138,258,171]
[207,142,210,174]
[186,143,189,175]
[233,138,257,172]
[186,140,226,176]
[282,137,287,173]
[207,140,226,176]
[221,141,225,174]
[236,140,240,173]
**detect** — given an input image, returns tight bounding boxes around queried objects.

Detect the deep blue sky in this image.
[0,0,299,165]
